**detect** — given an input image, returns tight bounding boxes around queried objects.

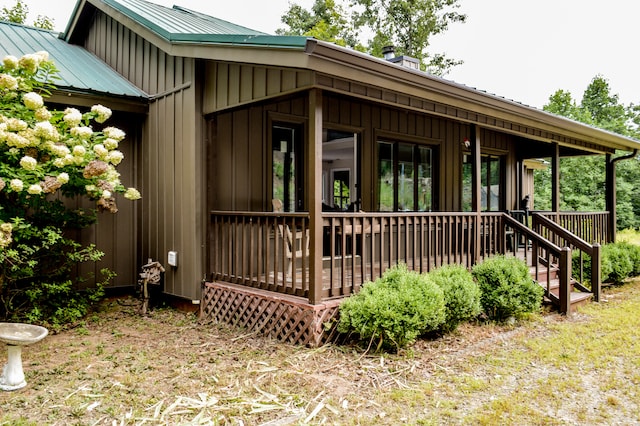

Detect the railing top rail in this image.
[210,210,310,219]
[531,212,597,253]
[503,213,563,255]
[530,210,609,216]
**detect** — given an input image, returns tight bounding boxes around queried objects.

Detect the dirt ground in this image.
[0,289,637,425]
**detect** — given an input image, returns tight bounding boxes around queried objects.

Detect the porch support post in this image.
[551,142,560,221]
[471,124,482,264]
[605,153,616,243]
[308,88,323,304]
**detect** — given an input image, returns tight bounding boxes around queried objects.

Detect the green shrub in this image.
[616,241,640,277]
[602,243,634,284]
[428,264,481,333]
[472,255,543,321]
[337,263,445,351]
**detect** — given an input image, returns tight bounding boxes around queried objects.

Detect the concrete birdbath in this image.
[0,323,48,391]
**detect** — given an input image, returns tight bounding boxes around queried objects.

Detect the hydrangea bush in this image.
[0,51,140,327]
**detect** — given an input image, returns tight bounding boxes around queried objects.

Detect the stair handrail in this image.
[531,213,601,302]
[501,214,572,314]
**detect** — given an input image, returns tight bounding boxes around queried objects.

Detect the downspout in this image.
[607,149,639,242]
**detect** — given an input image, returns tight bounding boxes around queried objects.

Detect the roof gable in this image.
[0,21,146,100]
[68,0,308,48]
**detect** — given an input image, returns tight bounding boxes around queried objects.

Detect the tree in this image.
[539,75,640,230]
[353,0,466,75]
[0,52,140,326]
[277,0,363,50]
[1,0,54,30]
[278,0,466,76]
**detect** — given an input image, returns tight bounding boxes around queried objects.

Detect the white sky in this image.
[3,0,639,109]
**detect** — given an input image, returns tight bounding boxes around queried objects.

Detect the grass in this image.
[1,278,640,424]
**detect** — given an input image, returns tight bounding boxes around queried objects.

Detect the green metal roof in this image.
[0,21,146,99]
[96,0,309,48]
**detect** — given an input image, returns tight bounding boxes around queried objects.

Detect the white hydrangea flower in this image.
[51,144,70,157]
[0,73,18,90]
[71,126,93,140]
[93,144,108,159]
[9,179,23,192]
[103,138,119,150]
[91,104,112,124]
[27,184,43,195]
[35,107,52,121]
[34,121,58,140]
[19,156,37,171]
[6,133,29,148]
[102,190,112,199]
[124,187,141,200]
[57,172,69,184]
[107,150,124,165]
[2,55,18,70]
[34,51,49,62]
[23,92,44,110]
[53,158,66,168]
[18,53,40,73]
[103,127,125,141]
[6,118,27,131]
[72,145,86,157]
[63,108,83,127]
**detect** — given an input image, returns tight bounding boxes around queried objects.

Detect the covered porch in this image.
[201,41,640,345]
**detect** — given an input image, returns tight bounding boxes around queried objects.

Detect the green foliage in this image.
[602,243,635,285]
[427,264,481,332]
[0,0,54,29]
[0,0,27,24]
[472,256,543,321]
[278,0,465,76]
[539,75,640,229]
[573,241,640,285]
[0,52,140,326]
[337,263,445,351]
[277,0,363,50]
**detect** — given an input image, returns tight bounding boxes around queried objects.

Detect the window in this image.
[322,129,360,211]
[462,153,504,211]
[378,140,434,211]
[272,124,303,212]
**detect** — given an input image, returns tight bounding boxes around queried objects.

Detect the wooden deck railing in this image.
[209,211,511,302]
[532,213,601,302]
[502,214,573,313]
[532,211,609,245]
[210,211,310,297]
[209,210,606,308]
[322,212,495,299]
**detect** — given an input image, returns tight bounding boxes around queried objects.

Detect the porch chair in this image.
[277,224,310,276]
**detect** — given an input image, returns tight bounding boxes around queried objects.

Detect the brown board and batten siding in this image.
[203,62,314,115]
[210,98,309,212]
[82,9,206,300]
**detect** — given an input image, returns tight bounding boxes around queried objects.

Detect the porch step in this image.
[545,290,593,310]
[530,265,592,313]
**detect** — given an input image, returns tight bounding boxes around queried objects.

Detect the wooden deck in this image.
[204,210,607,344]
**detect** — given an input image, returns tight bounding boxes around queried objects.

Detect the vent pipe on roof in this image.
[382,45,395,60]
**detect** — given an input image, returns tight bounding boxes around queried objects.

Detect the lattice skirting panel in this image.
[200,281,342,346]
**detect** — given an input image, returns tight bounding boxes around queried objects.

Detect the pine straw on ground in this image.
[0,282,638,425]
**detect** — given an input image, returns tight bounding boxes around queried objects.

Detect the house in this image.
[2,0,639,345]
